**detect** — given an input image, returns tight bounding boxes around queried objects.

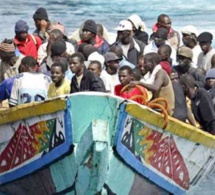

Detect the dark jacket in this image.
[70,67,106,93]
[191,87,215,134]
[134,30,149,45]
[172,81,187,122]
[113,38,145,66]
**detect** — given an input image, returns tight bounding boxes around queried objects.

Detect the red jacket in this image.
[14,34,42,59]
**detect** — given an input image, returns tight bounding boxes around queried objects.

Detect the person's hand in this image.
[128,81,140,88]
[40,20,48,32]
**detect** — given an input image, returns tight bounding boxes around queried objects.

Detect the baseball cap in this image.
[114,20,132,31]
[178,46,193,60]
[181,25,198,37]
[104,52,121,63]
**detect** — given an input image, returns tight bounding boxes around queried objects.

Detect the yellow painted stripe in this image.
[0,98,66,125]
[126,104,215,148]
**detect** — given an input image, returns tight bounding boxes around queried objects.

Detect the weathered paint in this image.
[0,93,214,195]
[0,103,72,184]
[126,103,215,148]
[115,104,215,194]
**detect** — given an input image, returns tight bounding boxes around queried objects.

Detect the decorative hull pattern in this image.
[0,93,214,195]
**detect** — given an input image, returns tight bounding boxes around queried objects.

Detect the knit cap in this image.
[33,7,49,21]
[83,20,97,35]
[205,68,215,80]
[197,32,213,43]
[15,20,29,33]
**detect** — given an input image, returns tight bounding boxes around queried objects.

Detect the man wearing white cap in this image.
[181,25,201,68]
[112,20,145,66]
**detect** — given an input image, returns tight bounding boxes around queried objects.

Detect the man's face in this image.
[69,57,83,74]
[199,42,211,54]
[34,19,41,29]
[182,33,193,46]
[178,55,191,68]
[88,63,101,77]
[117,30,131,44]
[51,66,65,84]
[16,31,28,41]
[138,57,146,76]
[81,30,94,42]
[155,37,165,48]
[144,60,154,73]
[118,69,132,86]
[159,16,171,31]
[158,48,168,61]
[106,60,119,72]
[206,78,215,89]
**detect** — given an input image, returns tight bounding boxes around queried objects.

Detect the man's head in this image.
[115,20,132,45]
[0,39,16,61]
[154,27,168,48]
[205,68,215,89]
[88,60,102,77]
[197,32,213,54]
[181,25,198,47]
[179,74,196,99]
[144,52,161,73]
[137,55,146,76]
[53,57,69,72]
[170,68,179,82]
[15,20,29,41]
[51,40,67,57]
[118,66,133,86]
[33,7,49,30]
[108,45,123,59]
[19,56,37,73]
[50,62,66,86]
[82,44,97,59]
[132,68,142,81]
[68,52,85,76]
[49,29,64,42]
[81,20,97,43]
[104,52,120,74]
[158,44,172,61]
[157,14,172,31]
[177,46,193,73]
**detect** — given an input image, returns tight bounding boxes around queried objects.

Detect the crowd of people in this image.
[0,7,215,135]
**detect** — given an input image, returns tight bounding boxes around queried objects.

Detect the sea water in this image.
[0,0,215,194]
[0,0,215,46]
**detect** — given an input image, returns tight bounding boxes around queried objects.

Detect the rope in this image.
[120,84,169,129]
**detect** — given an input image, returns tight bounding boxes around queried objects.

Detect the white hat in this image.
[88,51,105,69]
[114,20,132,31]
[127,14,147,32]
[181,25,198,37]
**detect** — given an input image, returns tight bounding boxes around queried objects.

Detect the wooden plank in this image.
[0,98,66,125]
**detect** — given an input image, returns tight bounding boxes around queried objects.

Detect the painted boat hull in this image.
[0,93,215,195]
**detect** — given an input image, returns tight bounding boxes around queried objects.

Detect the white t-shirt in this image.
[197,48,215,71]
[191,44,202,68]
[9,72,51,106]
[100,70,120,94]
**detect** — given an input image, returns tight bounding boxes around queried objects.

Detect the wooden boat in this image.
[0,92,215,195]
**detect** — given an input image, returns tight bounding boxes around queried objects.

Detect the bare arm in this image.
[129,70,165,93]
